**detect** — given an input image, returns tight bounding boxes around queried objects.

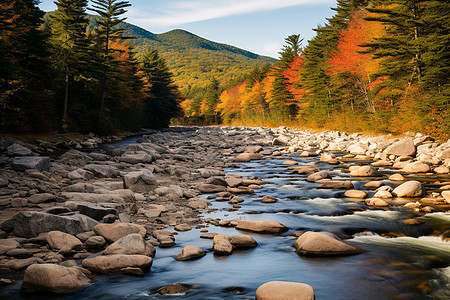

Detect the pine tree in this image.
[88,0,131,114]
[140,50,181,128]
[50,0,89,125]
[0,0,52,131]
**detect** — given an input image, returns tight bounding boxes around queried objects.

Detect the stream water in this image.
[2,144,450,299]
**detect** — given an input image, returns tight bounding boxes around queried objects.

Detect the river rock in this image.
[197,183,227,193]
[236,220,288,233]
[213,234,233,255]
[343,190,367,198]
[384,138,416,156]
[0,238,20,255]
[442,191,450,203]
[104,233,155,257]
[27,193,56,204]
[11,156,50,172]
[22,264,93,293]
[123,169,157,193]
[6,248,32,259]
[365,198,389,206]
[7,143,32,156]
[321,180,354,189]
[174,224,192,232]
[119,152,153,164]
[93,223,146,242]
[75,202,117,221]
[84,164,119,178]
[228,235,258,249]
[159,283,191,295]
[306,171,331,183]
[350,166,382,177]
[176,246,206,261]
[46,231,84,255]
[389,173,406,181]
[348,143,368,155]
[82,254,152,274]
[373,190,393,199]
[62,192,125,204]
[282,160,298,165]
[261,195,278,203]
[295,166,319,175]
[392,181,424,198]
[434,166,449,174]
[84,236,106,248]
[255,281,315,300]
[294,231,362,256]
[235,153,262,162]
[402,161,431,173]
[364,181,384,189]
[1,212,95,238]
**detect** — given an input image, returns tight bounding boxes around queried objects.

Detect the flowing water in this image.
[2,146,450,299]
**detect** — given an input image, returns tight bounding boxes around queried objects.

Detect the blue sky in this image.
[39,0,337,58]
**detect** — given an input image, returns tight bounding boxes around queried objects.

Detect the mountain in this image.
[115,22,277,93]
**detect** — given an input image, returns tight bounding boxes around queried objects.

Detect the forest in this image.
[179,0,450,139]
[0,0,181,134]
[1,0,449,139]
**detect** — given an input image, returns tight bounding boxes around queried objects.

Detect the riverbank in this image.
[0,126,449,298]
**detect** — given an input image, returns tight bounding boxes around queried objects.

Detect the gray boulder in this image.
[84,164,119,178]
[1,211,97,238]
[123,169,157,193]
[12,156,50,172]
[384,138,416,156]
[7,143,32,156]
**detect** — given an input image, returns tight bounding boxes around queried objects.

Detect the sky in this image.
[38,0,337,59]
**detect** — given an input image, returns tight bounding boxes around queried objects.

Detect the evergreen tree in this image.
[88,0,131,114]
[203,78,222,123]
[140,50,181,128]
[49,0,89,125]
[0,0,52,132]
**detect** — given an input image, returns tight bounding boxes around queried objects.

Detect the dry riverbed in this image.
[0,126,449,298]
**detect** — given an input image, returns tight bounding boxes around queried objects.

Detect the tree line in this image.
[180,0,449,139]
[0,0,181,134]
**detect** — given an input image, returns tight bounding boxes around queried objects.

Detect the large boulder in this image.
[123,169,157,193]
[236,220,288,233]
[228,235,258,249]
[384,138,416,156]
[1,212,96,238]
[93,223,146,242]
[22,264,93,293]
[350,166,382,177]
[11,156,50,172]
[176,246,206,261]
[46,231,84,255]
[392,181,424,197]
[82,254,152,274]
[104,233,155,257]
[294,231,363,256]
[255,281,315,300]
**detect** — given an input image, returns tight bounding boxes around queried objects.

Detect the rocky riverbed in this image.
[0,126,449,299]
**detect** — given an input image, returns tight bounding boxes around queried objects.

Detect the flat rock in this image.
[176,246,206,261]
[82,254,152,274]
[442,191,450,203]
[28,193,56,204]
[261,195,278,203]
[22,264,93,293]
[93,223,146,242]
[235,153,262,162]
[392,181,424,198]
[389,173,406,181]
[7,143,32,156]
[197,183,227,193]
[294,166,319,175]
[364,181,384,189]
[236,220,288,233]
[255,281,315,300]
[84,164,119,178]
[228,235,258,249]
[159,283,191,295]
[104,233,155,257]
[321,180,354,189]
[365,198,389,206]
[0,238,20,255]
[294,231,362,256]
[343,190,367,198]
[174,224,192,232]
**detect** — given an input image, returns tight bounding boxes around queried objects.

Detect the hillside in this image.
[116,22,276,93]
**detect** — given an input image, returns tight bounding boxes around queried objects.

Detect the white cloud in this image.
[133,0,333,28]
[259,42,283,58]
